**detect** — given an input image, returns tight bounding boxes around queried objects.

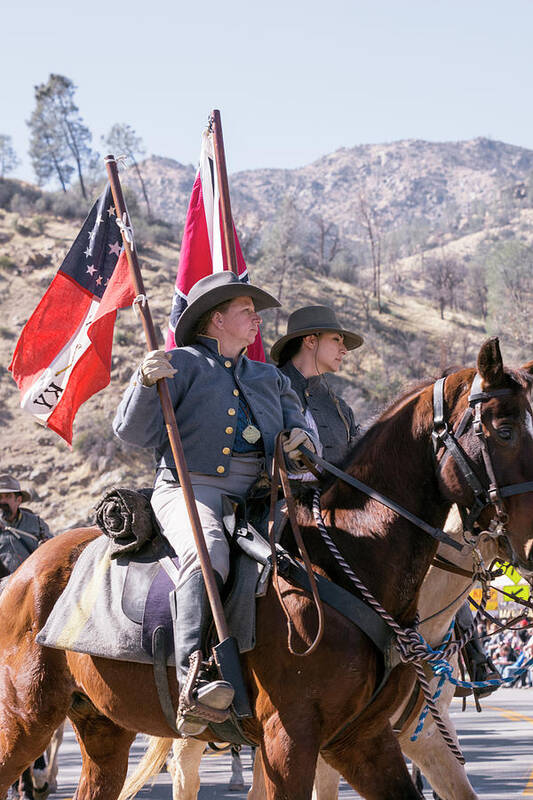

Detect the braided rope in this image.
[311,490,466,763]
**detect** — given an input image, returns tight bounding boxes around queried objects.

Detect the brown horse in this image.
[1,338,533,800]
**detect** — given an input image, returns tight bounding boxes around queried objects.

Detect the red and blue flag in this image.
[9,184,135,444]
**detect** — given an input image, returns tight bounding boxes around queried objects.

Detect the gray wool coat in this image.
[279,361,359,467]
[113,337,318,478]
[0,508,51,574]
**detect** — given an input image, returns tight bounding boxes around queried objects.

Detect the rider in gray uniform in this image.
[271,305,363,467]
[0,474,51,573]
[113,272,318,735]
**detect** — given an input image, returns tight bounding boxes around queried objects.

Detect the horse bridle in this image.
[432,373,533,543]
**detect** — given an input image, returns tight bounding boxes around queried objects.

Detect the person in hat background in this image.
[270,305,363,470]
[113,272,318,735]
[0,474,51,574]
[0,475,51,800]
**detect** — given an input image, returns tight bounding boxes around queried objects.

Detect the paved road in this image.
[53,687,533,798]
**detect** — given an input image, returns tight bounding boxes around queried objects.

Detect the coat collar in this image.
[193,335,248,362]
[281,361,324,392]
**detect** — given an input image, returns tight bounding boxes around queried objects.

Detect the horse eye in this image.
[495,425,513,441]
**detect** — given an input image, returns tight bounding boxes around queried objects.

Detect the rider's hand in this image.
[139,350,177,387]
[282,428,315,472]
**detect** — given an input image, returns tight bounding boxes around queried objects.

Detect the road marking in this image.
[484,705,533,795]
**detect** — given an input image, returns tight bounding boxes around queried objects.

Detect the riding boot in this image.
[171,569,234,737]
[464,636,501,698]
[456,601,500,698]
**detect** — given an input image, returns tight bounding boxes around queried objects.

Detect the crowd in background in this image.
[478,617,533,686]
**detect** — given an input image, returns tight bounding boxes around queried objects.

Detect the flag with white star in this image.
[9,184,136,444]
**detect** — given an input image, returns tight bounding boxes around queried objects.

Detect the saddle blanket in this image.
[36,534,266,664]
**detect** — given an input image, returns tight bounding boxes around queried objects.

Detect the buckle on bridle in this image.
[483,514,508,539]
[432,423,449,453]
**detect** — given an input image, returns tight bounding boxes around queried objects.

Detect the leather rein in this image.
[268,373,533,658]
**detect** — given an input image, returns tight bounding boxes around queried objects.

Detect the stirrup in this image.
[178,650,234,731]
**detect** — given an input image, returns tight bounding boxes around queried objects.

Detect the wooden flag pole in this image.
[210,110,239,275]
[104,154,230,644]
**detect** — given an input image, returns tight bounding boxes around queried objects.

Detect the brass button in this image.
[233,389,239,396]
[225,426,234,434]
[304,389,310,397]
[228,408,236,416]
[216,465,225,474]
[224,360,232,368]
[222,447,231,455]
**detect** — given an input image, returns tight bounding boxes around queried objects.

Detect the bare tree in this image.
[310,214,340,276]
[260,196,303,335]
[358,194,382,312]
[424,253,465,319]
[103,124,152,220]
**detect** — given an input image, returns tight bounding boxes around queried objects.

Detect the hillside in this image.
[1,135,533,533]
[124,137,533,246]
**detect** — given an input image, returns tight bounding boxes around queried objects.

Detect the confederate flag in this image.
[166,129,265,361]
[9,184,136,445]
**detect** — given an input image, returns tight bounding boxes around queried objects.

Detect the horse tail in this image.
[118,736,173,800]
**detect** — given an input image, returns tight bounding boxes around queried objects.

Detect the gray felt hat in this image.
[0,474,31,503]
[175,271,280,347]
[270,305,364,364]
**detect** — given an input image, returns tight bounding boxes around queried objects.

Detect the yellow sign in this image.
[469,587,498,610]
[502,585,530,602]
[494,562,522,584]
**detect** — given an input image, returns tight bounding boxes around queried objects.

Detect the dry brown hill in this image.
[1,135,532,532]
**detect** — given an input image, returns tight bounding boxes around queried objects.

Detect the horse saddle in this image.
[118,492,282,662]
[119,535,178,659]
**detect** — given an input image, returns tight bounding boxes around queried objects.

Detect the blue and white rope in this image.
[312,490,467,763]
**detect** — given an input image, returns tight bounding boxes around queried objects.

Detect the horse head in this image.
[433,337,533,578]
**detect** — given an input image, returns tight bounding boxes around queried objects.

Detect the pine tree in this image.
[28,74,94,197]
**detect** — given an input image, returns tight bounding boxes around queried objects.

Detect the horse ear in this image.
[477,337,504,387]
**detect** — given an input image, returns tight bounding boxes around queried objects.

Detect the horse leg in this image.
[247,747,266,800]
[0,649,71,795]
[401,712,479,800]
[167,738,205,800]
[68,695,135,800]
[260,716,319,800]
[43,723,65,795]
[324,727,423,800]
[229,747,245,791]
[312,755,340,800]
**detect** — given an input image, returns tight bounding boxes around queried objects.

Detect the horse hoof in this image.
[228,783,245,792]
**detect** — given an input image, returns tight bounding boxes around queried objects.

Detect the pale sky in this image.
[2,0,532,184]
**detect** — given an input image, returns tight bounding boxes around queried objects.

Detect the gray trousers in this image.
[151,455,263,587]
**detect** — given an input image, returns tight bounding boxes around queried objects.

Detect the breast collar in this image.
[432,373,533,542]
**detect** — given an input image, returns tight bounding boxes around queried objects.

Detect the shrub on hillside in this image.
[0,180,41,211]
[48,191,86,220]
[134,217,175,250]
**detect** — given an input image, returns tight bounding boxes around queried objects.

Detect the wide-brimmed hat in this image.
[0,474,31,503]
[175,272,280,347]
[270,305,364,364]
